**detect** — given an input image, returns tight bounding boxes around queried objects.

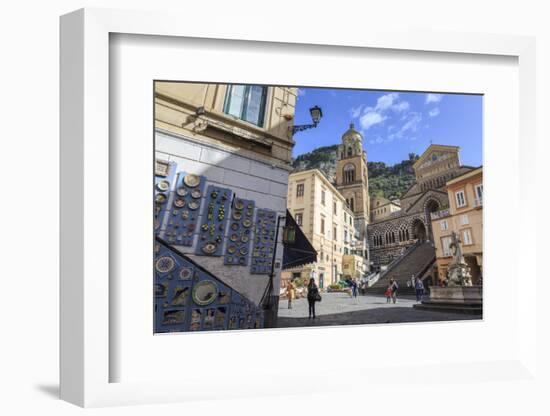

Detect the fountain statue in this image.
[446,232,473,286]
[414,232,481,314]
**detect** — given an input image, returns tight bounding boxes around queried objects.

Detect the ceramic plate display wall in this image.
[195,185,232,256]
[250,208,277,274]
[161,171,206,246]
[154,160,177,236]
[223,198,255,266]
[154,240,263,333]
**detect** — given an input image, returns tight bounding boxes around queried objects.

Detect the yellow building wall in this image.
[155,82,297,165]
[432,169,483,284]
[284,169,358,289]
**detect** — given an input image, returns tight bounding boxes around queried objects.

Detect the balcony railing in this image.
[474,198,483,207]
[430,208,450,220]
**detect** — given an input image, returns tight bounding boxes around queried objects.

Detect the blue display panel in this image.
[224,198,255,266]
[162,172,206,246]
[154,239,264,333]
[250,208,278,274]
[154,161,177,236]
[195,185,233,256]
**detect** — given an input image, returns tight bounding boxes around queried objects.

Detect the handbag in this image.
[315,292,322,302]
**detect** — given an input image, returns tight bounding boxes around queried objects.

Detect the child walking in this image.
[385,285,392,303]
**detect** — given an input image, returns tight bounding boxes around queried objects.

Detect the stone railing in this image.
[430,208,450,220]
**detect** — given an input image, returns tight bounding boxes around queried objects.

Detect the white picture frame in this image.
[60,8,538,408]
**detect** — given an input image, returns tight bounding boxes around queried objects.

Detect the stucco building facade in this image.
[282,169,361,289]
[431,167,483,285]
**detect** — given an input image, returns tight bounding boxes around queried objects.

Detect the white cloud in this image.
[392,100,410,112]
[360,110,386,130]
[376,93,399,110]
[428,107,440,117]
[351,93,410,131]
[400,112,422,133]
[349,104,363,118]
[425,93,443,104]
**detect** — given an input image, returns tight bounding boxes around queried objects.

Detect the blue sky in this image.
[292,88,483,167]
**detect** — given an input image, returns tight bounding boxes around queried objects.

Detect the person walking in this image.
[390,278,399,304]
[351,278,358,299]
[384,283,393,303]
[286,280,296,309]
[415,277,425,302]
[307,278,320,319]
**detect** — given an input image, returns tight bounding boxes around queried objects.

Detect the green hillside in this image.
[292,146,418,200]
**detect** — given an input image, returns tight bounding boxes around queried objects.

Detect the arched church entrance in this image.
[412,219,427,242]
[424,198,441,242]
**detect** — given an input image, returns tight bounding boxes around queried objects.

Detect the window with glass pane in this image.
[463,229,473,245]
[475,183,483,205]
[455,190,466,208]
[442,236,452,256]
[224,85,267,126]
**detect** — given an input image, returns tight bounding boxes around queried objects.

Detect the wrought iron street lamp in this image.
[291,105,323,135]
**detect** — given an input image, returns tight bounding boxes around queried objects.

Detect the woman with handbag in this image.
[307,278,321,319]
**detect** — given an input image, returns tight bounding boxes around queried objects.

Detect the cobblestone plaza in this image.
[277,292,478,327]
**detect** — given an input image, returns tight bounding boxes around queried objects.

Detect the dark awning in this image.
[282,210,317,270]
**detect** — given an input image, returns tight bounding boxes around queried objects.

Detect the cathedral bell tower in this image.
[335,123,370,244]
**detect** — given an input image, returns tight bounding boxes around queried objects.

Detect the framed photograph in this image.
[60,7,537,408]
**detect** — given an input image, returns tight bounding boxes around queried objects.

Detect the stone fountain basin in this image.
[429,286,482,304]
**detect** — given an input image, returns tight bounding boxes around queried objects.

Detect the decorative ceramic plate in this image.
[192,280,218,306]
[231,223,239,231]
[240,247,248,255]
[188,201,200,210]
[234,200,245,210]
[239,257,246,265]
[155,256,175,273]
[176,187,188,197]
[241,235,249,243]
[155,193,168,204]
[183,173,200,188]
[191,189,202,199]
[156,180,170,192]
[242,219,252,228]
[173,198,186,208]
[230,234,238,242]
[227,245,237,254]
[179,267,193,280]
[201,242,218,254]
[232,211,242,220]
[226,256,233,264]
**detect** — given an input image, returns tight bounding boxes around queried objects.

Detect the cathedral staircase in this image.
[367,241,436,296]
